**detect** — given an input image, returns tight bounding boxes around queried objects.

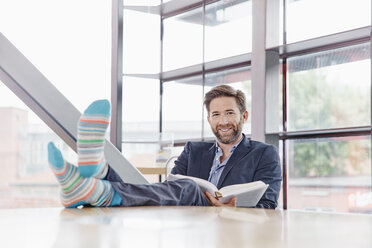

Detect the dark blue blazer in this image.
[171,135,282,209]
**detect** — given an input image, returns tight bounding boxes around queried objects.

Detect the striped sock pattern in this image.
[48,142,122,208]
[77,99,110,178]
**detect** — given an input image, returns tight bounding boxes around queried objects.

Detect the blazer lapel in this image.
[198,144,216,180]
[217,136,251,188]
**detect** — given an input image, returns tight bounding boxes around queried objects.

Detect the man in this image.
[171,85,281,208]
[48,84,281,208]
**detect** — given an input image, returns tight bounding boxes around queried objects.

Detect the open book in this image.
[167,174,269,207]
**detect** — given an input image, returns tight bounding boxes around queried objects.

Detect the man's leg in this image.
[111,177,209,206]
[77,99,110,179]
[49,142,209,207]
[48,142,122,208]
[104,165,124,183]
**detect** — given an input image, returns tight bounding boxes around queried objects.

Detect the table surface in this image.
[0,206,371,248]
[136,167,166,174]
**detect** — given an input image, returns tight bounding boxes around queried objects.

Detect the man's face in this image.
[207,96,248,145]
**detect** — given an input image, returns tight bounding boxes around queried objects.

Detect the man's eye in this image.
[227,112,235,116]
[212,114,220,117]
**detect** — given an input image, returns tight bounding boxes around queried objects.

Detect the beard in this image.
[212,117,244,145]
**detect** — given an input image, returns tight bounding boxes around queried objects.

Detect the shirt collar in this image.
[215,135,244,155]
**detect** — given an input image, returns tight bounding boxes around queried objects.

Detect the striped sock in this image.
[48,142,122,208]
[77,99,110,178]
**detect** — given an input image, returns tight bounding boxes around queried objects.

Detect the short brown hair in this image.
[204,84,246,114]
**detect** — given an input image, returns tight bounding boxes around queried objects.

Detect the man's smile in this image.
[218,127,234,136]
[218,127,233,134]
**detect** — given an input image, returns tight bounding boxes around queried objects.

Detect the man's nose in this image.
[220,115,229,124]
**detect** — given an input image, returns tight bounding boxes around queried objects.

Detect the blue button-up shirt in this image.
[208,138,243,187]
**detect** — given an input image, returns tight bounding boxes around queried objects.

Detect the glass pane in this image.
[163,7,203,71]
[122,143,158,167]
[122,77,159,142]
[122,143,160,183]
[286,0,371,43]
[162,76,203,140]
[123,8,160,74]
[122,142,182,183]
[287,136,371,214]
[0,1,112,112]
[0,84,76,208]
[204,0,252,62]
[287,43,371,131]
[204,67,252,138]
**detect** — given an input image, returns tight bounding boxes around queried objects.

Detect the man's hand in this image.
[204,191,236,207]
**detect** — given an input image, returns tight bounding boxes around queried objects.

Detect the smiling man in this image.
[48,84,281,209]
[171,84,282,208]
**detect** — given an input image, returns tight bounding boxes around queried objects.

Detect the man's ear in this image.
[242,110,249,123]
[207,114,211,124]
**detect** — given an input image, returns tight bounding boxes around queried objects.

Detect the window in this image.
[0,0,111,111]
[122,77,160,143]
[0,84,75,208]
[123,8,160,74]
[121,6,161,181]
[204,0,252,62]
[287,136,371,213]
[204,67,252,138]
[0,0,111,208]
[286,0,371,43]
[161,0,253,145]
[163,8,203,71]
[162,77,204,140]
[287,43,371,131]
[279,0,372,213]
[3,0,371,214]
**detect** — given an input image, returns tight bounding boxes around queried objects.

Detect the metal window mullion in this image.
[160,4,164,135]
[201,0,206,140]
[111,0,123,151]
[370,22,372,190]
[251,0,267,142]
[277,26,371,58]
[162,53,252,83]
[282,0,288,207]
[282,57,288,210]
[283,0,287,45]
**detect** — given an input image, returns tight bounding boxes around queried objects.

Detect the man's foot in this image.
[48,142,122,208]
[77,99,110,178]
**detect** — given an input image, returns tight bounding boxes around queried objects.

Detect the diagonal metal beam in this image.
[0,32,149,184]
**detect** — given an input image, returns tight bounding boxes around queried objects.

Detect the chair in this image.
[164,155,179,180]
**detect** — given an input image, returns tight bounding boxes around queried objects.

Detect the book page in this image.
[167,174,218,194]
[234,185,269,207]
[219,181,266,196]
[218,181,268,206]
